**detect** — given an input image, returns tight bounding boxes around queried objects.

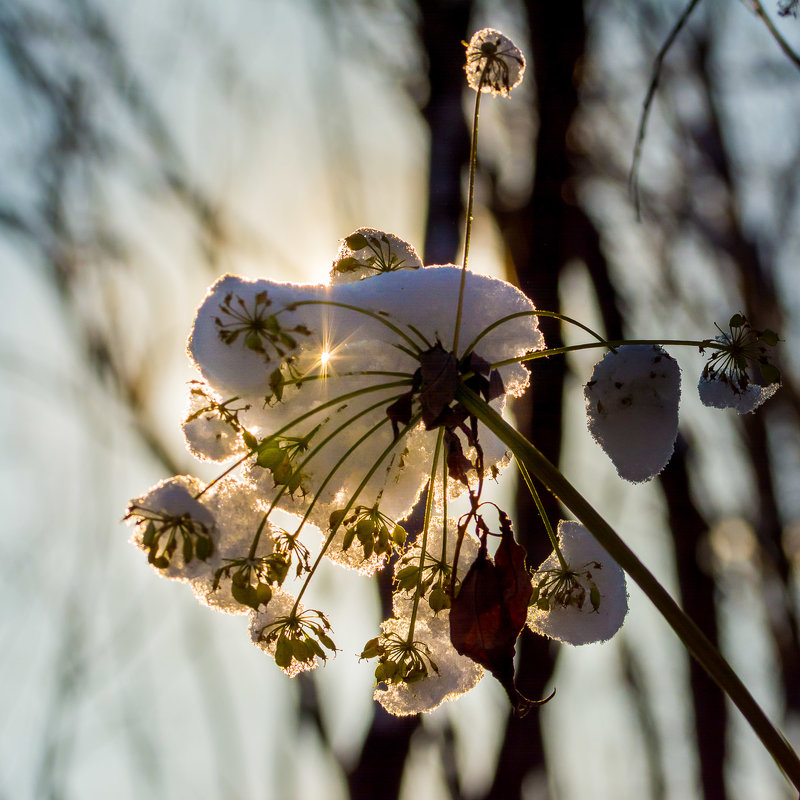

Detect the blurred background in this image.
[2,0,800,798]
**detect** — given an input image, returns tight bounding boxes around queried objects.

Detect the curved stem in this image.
[194,379,411,499]
[294,413,422,609]
[461,309,612,360]
[248,514,269,559]
[262,393,404,524]
[752,0,800,71]
[516,458,566,570]
[452,70,486,355]
[456,385,800,790]
[489,337,721,370]
[289,299,427,354]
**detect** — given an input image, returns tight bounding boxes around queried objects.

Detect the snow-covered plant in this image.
[125,27,800,788]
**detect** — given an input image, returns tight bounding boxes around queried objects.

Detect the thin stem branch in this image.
[194,379,410,499]
[289,299,426,354]
[452,71,486,354]
[752,0,800,70]
[407,429,444,640]
[489,337,719,370]
[516,458,566,570]
[294,413,422,609]
[461,309,612,359]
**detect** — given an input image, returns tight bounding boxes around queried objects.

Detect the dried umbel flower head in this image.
[698,314,780,414]
[464,28,525,96]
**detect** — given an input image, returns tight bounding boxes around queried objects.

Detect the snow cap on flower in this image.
[465,28,525,96]
[182,381,249,462]
[331,228,422,284]
[372,617,483,716]
[249,589,335,676]
[125,475,216,580]
[698,314,781,415]
[585,344,681,483]
[188,265,542,546]
[527,521,628,645]
[698,375,779,414]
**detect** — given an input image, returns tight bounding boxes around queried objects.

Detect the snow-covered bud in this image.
[585,344,681,482]
[125,475,216,578]
[331,228,422,284]
[370,617,483,715]
[250,590,336,676]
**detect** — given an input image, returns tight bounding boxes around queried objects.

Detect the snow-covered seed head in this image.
[331,228,422,284]
[182,381,250,462]
[585,344,681,483]
[366,617,483,716]
[250,591,337,676]
[527,521,628,645]
[125,475,216,578]
[698,314,781,414]
[464,28,525,96]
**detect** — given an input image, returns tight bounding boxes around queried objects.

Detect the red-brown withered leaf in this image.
[449,516,534,713]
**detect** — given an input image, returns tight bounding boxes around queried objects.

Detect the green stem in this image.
[248,514,269,559]
[456,384,800,790]
[264,393,404,524]
[194,379,411,500]
[516,458,566,570]
[289,299,427,354]
[461,309,612,360]
[489,337,721,370]
[293,413,422,609]
[452,69,486,355]
[407,429,444,641]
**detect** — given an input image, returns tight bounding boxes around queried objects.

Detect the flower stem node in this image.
[464,28,526,96]
[698,314,781,414]
[527,521,628,645]
[585,344,681,482]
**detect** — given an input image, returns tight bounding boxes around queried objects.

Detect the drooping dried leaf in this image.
[386,391,414,439]
[449,519,536,714]
[444,429,472,485]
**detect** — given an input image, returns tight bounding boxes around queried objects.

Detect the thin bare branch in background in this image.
[629,0,703,219]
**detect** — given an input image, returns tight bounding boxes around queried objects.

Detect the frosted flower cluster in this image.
[125,221,553,714]
[331,228,422,284]
[528,521,628,645]
[697,314,781,414]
